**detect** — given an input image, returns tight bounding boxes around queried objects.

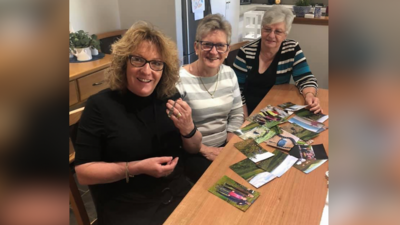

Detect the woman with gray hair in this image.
[233,5,322,117]
[177,14,244,183]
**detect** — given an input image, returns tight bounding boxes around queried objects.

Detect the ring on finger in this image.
[176,112,182,118]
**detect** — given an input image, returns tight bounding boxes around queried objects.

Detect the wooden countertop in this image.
[165,84,329,225]
[293,16,329,26]
[69,54,112,81]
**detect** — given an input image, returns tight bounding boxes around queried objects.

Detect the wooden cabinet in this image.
[69,81,79,106]
[77,69,108,101]
[69,54,112,110]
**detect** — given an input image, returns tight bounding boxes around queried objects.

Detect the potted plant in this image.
[293,0,312,17]
[69,30,92,61]
[90,34,101,56]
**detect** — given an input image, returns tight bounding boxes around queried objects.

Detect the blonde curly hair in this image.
[107,21,179,99]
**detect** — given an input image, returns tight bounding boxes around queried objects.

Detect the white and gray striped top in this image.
[177,65,244,147]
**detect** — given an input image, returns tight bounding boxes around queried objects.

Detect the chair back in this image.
[69,107,91,225]
[97,29,128,54]
[224,41,249,68]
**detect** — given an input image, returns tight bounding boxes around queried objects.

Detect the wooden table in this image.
[69,54,112,109]
[165,84,329,225]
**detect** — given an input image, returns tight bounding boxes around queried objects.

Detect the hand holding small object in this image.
[133,157,179,178]
[166,98,195,136]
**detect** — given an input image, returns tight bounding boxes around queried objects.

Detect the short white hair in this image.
[262,6,295,35]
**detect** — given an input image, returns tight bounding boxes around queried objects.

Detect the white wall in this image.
[69,0,121,35]
[287,24,329,89]
[118,0,182,59]
[225,0,240,44]
[118,0,179,48]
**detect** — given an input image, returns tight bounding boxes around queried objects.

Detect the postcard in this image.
[256,149,298,177]
[280,123,319,141]
[278,102,307,111]
[247,105,289,127]
[266,128,302,151]
[230,158,276,188]
[208,175,260,211]
[290,144,328,173]
[295,108,329,123]
[234,139,274,163]
[288,116,328,133]
[234,122,276,144]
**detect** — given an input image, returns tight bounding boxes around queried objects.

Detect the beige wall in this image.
[287,24,329,89]
[69,0,121,35]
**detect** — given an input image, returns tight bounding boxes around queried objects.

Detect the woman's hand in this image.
[304,93,323,114]
[166,98,195,136]
[134,157,178,178]
[199,145,223,161]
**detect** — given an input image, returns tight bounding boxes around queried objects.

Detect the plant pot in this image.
[293,6,311,17]
[91,48,99,56]
[72,47,92,61]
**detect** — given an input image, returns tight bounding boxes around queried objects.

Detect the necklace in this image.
[195,62,220,98]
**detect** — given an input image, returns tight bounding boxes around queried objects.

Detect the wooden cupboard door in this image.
[77,69,108,101]
[69,81,79,106]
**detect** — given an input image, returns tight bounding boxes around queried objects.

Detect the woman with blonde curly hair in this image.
[74,21,202,225]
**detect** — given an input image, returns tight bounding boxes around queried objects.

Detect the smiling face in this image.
[126,41,163,97]
[195,30,229,70]
[261,22,287,50]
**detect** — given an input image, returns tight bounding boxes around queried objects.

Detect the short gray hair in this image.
[195,14,232,45]
[262,6,295,34]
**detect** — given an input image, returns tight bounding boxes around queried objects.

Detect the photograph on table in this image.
[295,108,329,123]
[230,158,276,188]
[247,105,289,126]
[290,144,328,174]
[289,144,328,160]
[280,123,319,141]
[234,139,274,163]
[234,122,276,144]
[278,102,307,112]
[288,116,328,133]
[256,149,298,177]
[266,127,303,151]
[208,175,260,211]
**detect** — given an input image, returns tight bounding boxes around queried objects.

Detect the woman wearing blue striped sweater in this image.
[233,6,323,117]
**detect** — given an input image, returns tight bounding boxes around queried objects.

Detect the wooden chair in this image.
[69,107,91,225]
[96,29,128,54]
[224,41,249,68]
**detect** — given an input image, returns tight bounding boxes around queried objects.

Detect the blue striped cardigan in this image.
[232,38,318,104]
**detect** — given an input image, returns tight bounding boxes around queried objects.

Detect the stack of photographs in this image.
[280,123,319,141]
[288,116,328,133]
[230,149,298,188]
[295,108,329,123]
[234,122,276,144]
[234,139,274,163]
[208,176,260,211]
[266,127,303,151]
[247,105,289,127]
[278,102,307,112]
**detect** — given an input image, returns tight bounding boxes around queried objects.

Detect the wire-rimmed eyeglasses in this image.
[128,55,165,71]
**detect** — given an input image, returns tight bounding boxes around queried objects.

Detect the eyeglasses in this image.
[262,27,286,36]
[128,55,165,71]
[196,41,229,53]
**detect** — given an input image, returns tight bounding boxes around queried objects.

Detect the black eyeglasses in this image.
[196,41,229,53]
[128,55,165,71]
